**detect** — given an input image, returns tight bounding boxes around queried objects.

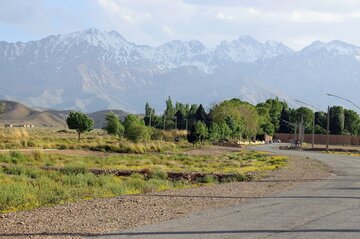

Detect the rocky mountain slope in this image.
[0,28,359,112]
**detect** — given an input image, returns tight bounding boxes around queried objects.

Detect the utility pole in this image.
[294,123,298,143]
[312,114,315,149]
[326,106,330,152]
[300,115,304,145]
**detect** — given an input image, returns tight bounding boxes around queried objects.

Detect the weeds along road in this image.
[89,144,360,239]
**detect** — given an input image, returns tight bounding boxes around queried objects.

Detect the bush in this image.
[9,151,25,164]
[32,150,44,161]
[149,168,168,180]
[126,125,151,143]
[57,144,69,150]
[200,174,218,184]
[61,162,87,175]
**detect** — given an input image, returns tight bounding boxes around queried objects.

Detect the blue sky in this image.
[1,0,360,50]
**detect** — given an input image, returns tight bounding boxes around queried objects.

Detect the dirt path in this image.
[0,147,331,239]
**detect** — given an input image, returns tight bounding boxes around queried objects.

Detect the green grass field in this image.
[0,128,287,213]
[0,149,286,213]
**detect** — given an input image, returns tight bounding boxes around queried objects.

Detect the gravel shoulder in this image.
[0,147,331,239]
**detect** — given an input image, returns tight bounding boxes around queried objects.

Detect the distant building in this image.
[4,124,34,128]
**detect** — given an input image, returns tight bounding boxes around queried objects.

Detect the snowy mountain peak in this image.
[300,40,360,57]
[58,28,131,50]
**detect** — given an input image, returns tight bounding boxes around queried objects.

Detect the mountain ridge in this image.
[1,28,360,113]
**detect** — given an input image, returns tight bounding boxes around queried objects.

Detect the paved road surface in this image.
[90,144,360,239]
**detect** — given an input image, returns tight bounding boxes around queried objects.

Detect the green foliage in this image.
[278,107,291,133]
[104,113,125,138]
[164,96,176,121]
[329,106,345,135]
[295,107,314,133]
[124,114,144,130]
[194,104,207,122]
[220,122,232,141]
[344,109,360,135]
[211,100,258,140]
[263,98,286,132]
[126,124,151,143]
[209,123,221,142]
[66,112,94,142]
[144,102,155,126]
[194,121,208,144]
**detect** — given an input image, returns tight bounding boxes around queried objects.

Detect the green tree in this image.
[187,104,199,129]
[278,108,292,133]
[220,122,232,141]
[144,102,155,127]
[163,96,176,129]
[257,106,275,136]
[104,113,125,138]
[344,109,360,135]
[238,104,258,139]
[209,123,221,143]
[194,104,207,122]
[175,110,186,130]
[126,124,151,143]
[123,114,144,136]
[66,112,94,142]
[315,111,327,133]
[295,107,314,133]
[265,98,285,132]
[329,106,345,135]
[194,121,208,144]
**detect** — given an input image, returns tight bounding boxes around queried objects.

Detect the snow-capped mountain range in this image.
[1,28,360,112]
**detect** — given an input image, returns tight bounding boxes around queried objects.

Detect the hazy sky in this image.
[1,0,360,50]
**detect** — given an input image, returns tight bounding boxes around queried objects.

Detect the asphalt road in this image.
[90,144,360,239]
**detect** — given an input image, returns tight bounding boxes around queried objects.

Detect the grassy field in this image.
[0,128,287,213]
[0,149,286,213]
[0,127,190,153]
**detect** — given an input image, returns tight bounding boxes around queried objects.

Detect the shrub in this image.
[9,151,25,164]
[61,162,87,175]
[58,144,69,150]
[149,168,168,180]
[32,150,44,161]
[200,174,218,184]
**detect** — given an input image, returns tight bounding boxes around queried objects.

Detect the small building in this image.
[4,124,34,128]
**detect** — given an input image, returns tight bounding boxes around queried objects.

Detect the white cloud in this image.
[290,11,344,23]
[3,0,360,50]
[215,11,234,21]
[247,8,263,16]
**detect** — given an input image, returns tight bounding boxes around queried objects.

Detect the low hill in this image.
[0,101,66,127]
[0,101,129,129]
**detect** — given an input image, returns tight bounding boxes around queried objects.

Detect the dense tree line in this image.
[66,97,360,144]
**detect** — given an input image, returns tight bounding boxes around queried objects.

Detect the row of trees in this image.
[276,104,360,136]
[64,97,360,143]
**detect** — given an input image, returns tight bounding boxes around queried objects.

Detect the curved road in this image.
[90,144,360,239]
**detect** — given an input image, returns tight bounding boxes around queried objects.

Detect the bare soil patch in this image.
[0,147,331,239]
